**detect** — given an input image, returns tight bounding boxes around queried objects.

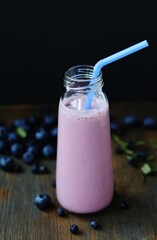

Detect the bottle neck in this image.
[64,65,103,93]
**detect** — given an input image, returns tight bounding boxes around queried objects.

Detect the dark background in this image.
[0,0,156,104]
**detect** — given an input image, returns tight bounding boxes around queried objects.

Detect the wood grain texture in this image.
[0,102,157,240]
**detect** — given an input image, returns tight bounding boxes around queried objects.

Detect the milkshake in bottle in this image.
[56,40,149,213]
[56,65,113,214]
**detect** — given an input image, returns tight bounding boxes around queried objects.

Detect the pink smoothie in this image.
[56,96,113,214]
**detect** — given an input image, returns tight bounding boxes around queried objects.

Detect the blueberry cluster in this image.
[0,156,22,172]
[112,115,157,176]
[69,219,100,234]
[0,115,57,173]
[34,191,101,235]
[110,115,157,135]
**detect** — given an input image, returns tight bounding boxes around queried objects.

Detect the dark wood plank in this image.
[0,102,157,240]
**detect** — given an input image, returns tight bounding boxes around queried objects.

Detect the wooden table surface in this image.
[0,102,157,240]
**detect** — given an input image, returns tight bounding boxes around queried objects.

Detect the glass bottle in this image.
[56,65,113,214]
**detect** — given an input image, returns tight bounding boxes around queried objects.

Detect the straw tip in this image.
[144,40,149,47]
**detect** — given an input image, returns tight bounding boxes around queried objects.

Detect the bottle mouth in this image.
[64,65,103,92]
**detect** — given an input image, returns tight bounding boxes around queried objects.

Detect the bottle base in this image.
[57,197,113,215]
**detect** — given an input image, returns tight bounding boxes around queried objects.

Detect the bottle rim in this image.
[64,65,102,83]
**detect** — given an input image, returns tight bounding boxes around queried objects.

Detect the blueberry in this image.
[31,164,39,174]
[110,121,120,132]
[110,121,123,135]
[0,156,15,172]
[57,207,65,217]
[14,119,27,127]
[119,200,128,209]
[42,145,54,158]
[40,164,49,173]
[0,140,7,153]
[70,224,79,234]
[34,194,52,210]
[143,117,156,129]
[27,145,38,155]
[43,115,54,126]
[50,127,58,138]
[31,164,49,174]
[136,150,148,159]
[7,132,18,143]
[90,220,99,230]
[10,143,23,157]
[123,115,138,127]
[51,179,56,188]
[22,152,35,165]
[0,126,7,139]
[35,129,48,141]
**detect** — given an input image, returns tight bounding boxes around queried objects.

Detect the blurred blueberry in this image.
[35,129,48,141]
[0,126,7,139]
[27,145,38,155]
[110,121,122,134]
[0,156,15,172]
[7,132,18,143]
[31,164,49,174]
[143,117,156,129]
[42,145,54,158]
[10,143,23,157]
[22,152,35,165]
[50,127,58,138]
[123,115,138,127]
[14,119,27,127]
[136,150,148,159]
[39,164,49,174]
[43,115,54,126]
[31,164,40,174]
[110,121,119,132]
